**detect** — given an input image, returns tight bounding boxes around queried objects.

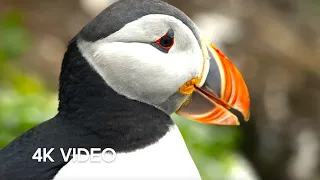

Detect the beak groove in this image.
[176,40,250,125]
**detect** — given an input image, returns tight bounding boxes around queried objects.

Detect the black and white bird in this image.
[0,0,250,179]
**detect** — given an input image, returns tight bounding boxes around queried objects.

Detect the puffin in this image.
[0,0,250,179]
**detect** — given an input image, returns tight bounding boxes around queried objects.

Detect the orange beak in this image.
[176,40,250,125]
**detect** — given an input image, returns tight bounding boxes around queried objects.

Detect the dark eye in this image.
[159,36,174,48]
[152,29,174,53]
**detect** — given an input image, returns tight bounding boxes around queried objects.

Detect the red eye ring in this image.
[155,30,174,51]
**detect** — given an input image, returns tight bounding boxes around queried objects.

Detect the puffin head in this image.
[74,0,250,125]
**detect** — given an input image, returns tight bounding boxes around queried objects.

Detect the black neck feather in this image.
[57,39,173,152]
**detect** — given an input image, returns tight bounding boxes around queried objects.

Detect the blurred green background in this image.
[0,0,319,180]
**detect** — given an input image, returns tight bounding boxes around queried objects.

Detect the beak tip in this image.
[242,109,250,122]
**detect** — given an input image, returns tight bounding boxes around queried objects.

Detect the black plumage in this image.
[0,39,173,180]
[80,0,200,43]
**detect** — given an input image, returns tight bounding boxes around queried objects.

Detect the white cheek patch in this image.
[105,15,176,43]
[79,41,195,104]
[77,14,203,110]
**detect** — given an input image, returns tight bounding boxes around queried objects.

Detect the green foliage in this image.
[0,89,57,147]
[173,115,241,179]
[0,11,30,63]
[0,11,58,148]
[309,0,320,13]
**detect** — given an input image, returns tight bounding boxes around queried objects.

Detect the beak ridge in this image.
[176,40,250,125]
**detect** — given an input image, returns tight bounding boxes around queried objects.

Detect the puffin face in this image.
[78,14,203,108]
[77,0,250,125]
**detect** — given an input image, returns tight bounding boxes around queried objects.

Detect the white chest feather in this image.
[53,125,201,180]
